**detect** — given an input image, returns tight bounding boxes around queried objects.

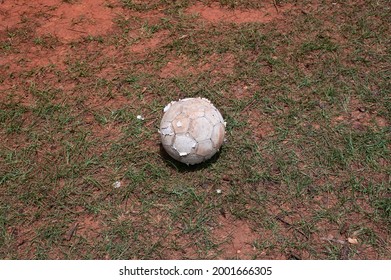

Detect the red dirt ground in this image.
[0,0,121,42]
[159,53,235,78]
[1,0,388,260]
[0,0,293,81]
[214,216,259,259]
[332,97,388,130]
[186,2,292,24]
[0,0,125,75]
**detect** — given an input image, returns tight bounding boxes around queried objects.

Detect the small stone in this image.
[318,101,327,109]
[358,107,366,113]
[222,175,230,181]
[348,237,358,244]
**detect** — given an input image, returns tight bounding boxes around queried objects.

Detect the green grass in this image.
[0,0,390,259]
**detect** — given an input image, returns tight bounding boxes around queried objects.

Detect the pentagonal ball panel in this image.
[172,113,190,134]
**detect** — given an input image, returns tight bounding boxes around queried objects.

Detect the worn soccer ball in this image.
[159,97,226,165]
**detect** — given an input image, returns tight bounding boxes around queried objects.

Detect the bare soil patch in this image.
[0,0,121,42]
[1,0,389,261]
[332,97,388,130]
[247,109,274,140]
[186,2,293,24]
[159,53,235,78]
[74,215,103,240]
[130,30,171,54]
[213,216,259,259]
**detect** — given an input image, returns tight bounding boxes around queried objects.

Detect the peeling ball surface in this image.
[159,97,226,165]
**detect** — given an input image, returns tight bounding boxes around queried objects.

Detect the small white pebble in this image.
[348,237,358,244]
[216,189,222,194]
[112,181,121,188]
[137,115,144,120]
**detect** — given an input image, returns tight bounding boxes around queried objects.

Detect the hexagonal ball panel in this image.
[160,121,175,146]
[182,98,209,119]
[160,121,174,136]
[189,117,213,142]
[163,143,180,160]
[161,134,175,147]
[173,134,197,156]
[204,108,224,126]
[196,139,216,158]
[161,102,182,123]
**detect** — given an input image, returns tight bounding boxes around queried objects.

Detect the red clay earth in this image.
[159,53,236,78]
[186,2,292,24]
[0,0,121,42]
[0,0,121,74]
[1,0,389,260]
[214,216,261,260]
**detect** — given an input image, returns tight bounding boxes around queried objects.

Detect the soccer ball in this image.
[159,97,226,165]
